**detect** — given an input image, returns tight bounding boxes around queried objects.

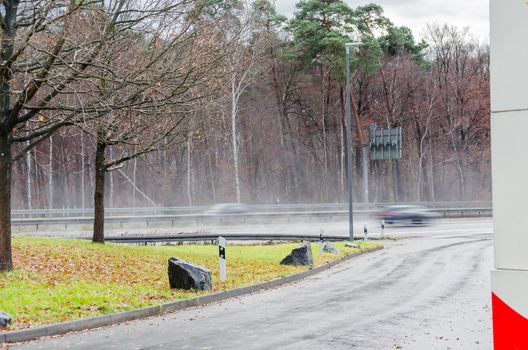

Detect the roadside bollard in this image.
[319,229,325,256]
[218,236,226,282]
[363,224,368,241]
[381,220,385,239]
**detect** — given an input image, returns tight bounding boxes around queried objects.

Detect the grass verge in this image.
[0,237,381,330]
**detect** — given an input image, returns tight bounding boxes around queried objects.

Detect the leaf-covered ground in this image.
[0,237,380,330]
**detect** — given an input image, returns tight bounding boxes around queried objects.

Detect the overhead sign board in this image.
[369,123,402,160]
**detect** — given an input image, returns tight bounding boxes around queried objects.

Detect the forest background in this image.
[9,0,490,211]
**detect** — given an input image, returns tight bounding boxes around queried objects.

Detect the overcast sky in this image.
[275,0,489,41]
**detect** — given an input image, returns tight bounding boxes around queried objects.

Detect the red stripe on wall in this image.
[492,293,528,349]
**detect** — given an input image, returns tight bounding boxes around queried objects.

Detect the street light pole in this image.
[345,42,358,242]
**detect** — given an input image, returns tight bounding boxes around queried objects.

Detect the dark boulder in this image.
[280,242,313,266]
[168,258,212,291]
[323,242,340,254]
[0,310,12,327]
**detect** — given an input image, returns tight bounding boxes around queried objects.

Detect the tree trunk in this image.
[48,136,54,209]
[26,140,32,210]
[0,133,12,271]
[187,133,193,207]
[0,0,16,271]
[33,147,41,207]
[321,74,328,186]
[269,53,285,148]
[207,152,216,203]
[429,133,436,202]
[92,141,107,243]
[231,80,241,203]
[109,148,114,208]
[132,155,137,207]
[284,112,303,202]
[270,64,288,201]
[80,133,85,209]
[64,152,71,208]
[392,160,402,202]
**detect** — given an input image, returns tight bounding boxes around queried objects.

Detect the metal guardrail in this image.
[11,201,492,218]
[102,234,355,244]
[12,207,492,230]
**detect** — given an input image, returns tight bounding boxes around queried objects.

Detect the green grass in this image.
[0,237,381,330]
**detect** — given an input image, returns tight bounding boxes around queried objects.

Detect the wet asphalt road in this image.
[12,219,493,350]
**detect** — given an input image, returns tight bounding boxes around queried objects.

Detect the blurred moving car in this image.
[376,205,435,225]
[206,203,249,215]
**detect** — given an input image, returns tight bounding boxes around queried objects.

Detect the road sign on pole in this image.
[491,0,528,347]
[369,123,402,160]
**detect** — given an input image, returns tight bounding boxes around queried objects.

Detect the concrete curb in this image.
[1,246,383,344]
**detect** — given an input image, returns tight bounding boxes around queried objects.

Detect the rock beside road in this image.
[168,258,212,291]
[280,243,313,266]
[345,242,359,248]
[0,310,12,327]
[323,242,340,254]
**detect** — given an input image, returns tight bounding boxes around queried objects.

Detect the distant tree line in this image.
[0,0,490,270]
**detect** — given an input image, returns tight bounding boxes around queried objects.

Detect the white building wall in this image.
[490,0,528,329]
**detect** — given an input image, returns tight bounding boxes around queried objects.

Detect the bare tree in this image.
[85,8,220,242]
[87,108,189,243]
[214,1,272,203]
[426,24,490,199]
[0,0,208,270]
[0,0,112,271]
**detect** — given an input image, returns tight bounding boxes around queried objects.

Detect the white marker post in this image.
[381,220,385,239]
[218,236,226,282]
[363,224,368,241]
